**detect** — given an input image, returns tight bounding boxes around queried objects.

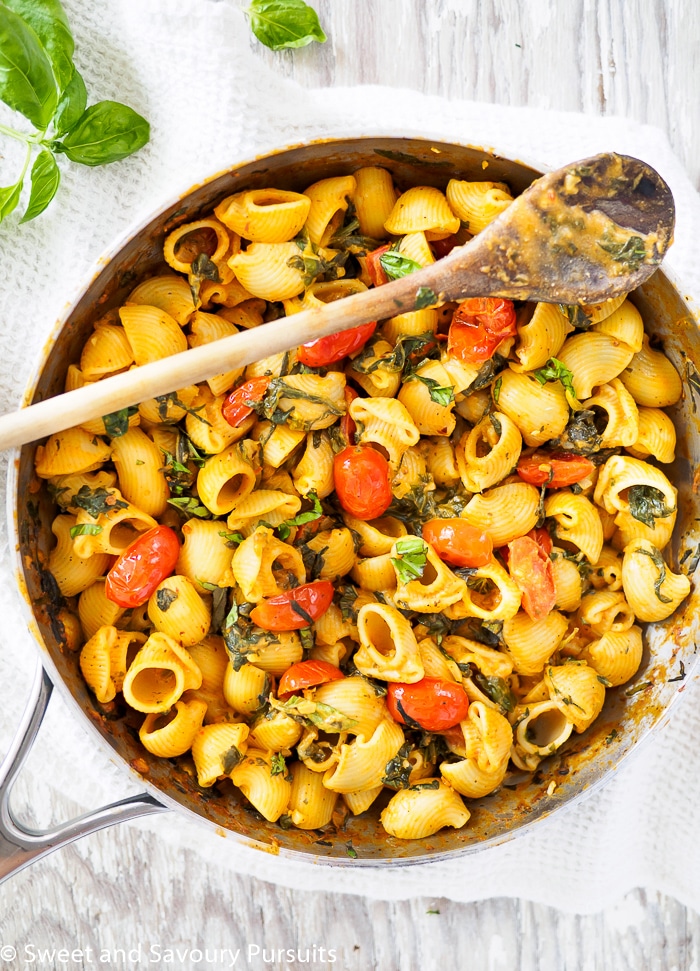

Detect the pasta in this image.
[45,163,690,846]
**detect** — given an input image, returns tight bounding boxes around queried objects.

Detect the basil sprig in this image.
[0,0,149,225]
[246,0,326,50]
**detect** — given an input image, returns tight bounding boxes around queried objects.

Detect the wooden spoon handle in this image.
[0,264,449,450]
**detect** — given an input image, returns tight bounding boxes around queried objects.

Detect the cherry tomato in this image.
[340,386,359,445]
[297,321,377,368]
[333,445,393,520]
[105,525,181,608]
[249,580,334,631]
[222,376,271,427]
[421,518,492,568]
[365,244,391,287]
[430,234,461,259]
[277,660,344,699]
[387,679,469,732]
[507,534,556,621]
[447,297,517,364]
[517,450,595,488]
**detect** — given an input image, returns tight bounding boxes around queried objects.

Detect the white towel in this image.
[0,0,699,912]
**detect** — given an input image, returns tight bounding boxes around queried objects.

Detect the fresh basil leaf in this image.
[534,357,577,399]
[0,179,23,223]
[20,150,59,223]
[379,250,422,280]
[167,496,212,519]
[0,5,58,129]
[493,375,502,403]
[54,100,149,166]
[3,0,75,94]
[52,66,86,136]
[69,523,102,538]
[246,0,326,50]
[277,491,323,540]
[391,536,428,584]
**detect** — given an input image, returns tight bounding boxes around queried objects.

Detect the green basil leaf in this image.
[379,250,422,280]
[0,179,23,223]
[53,100,149,166]
[3,0,75,94]
[534,356,577,399]
[52,66,86,136]
[69,523,102,539]
[391,536,428,584]
[0,4,58,128]
[246,0,326,50]
[20,149,59,223]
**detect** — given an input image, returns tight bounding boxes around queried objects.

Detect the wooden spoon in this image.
[0,152,674,450]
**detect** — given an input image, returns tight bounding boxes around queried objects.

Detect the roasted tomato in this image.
[249,580,334,631]
[222,376,271,427]
[422,518,492,568]
[447,297,517,364]
[297,321,377,368]
[105,525,180,608]
[387,679,469,732]
[507,533,556,621]
[333,445,393,520]
[277,660,344,699]
[365,244,392,287]
[430,234,461,259]
[517,450,595,488]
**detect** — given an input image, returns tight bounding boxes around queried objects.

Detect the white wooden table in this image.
[1,2,699,968]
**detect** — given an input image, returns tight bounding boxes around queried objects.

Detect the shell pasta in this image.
[40,164,690,846]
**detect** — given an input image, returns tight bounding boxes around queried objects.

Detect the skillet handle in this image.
[0,658,167,884]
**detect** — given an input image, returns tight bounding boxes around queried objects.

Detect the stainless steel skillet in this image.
[3,136,699,882]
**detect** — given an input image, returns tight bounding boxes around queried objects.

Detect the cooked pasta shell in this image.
[191,722,250,786]
[544,662,605,733]
[139,699,208,758]
[385,185,459,240]
[380,780,470,839]
[215,188,310,243]
[354,602,424,683]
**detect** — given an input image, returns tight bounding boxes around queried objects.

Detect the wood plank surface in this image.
[1,2,699,969]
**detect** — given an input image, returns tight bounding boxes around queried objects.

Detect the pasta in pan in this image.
[38,164,691,844]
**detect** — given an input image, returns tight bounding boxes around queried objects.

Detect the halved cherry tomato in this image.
[517,450,595,488]
[249,580,334,631]
[222,376,271,427]
[387,679,469,732]
[277,660,344,699]
[421,518,492,568]
[333,445,392,520]
[447,297,517,364]
[105,525,180,608]
[365,244,391,287]
[507,534,556,621]
[340,386,359,445]
[297,321,377,368]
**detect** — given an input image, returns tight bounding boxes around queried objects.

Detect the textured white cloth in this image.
[1,0,699,913]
